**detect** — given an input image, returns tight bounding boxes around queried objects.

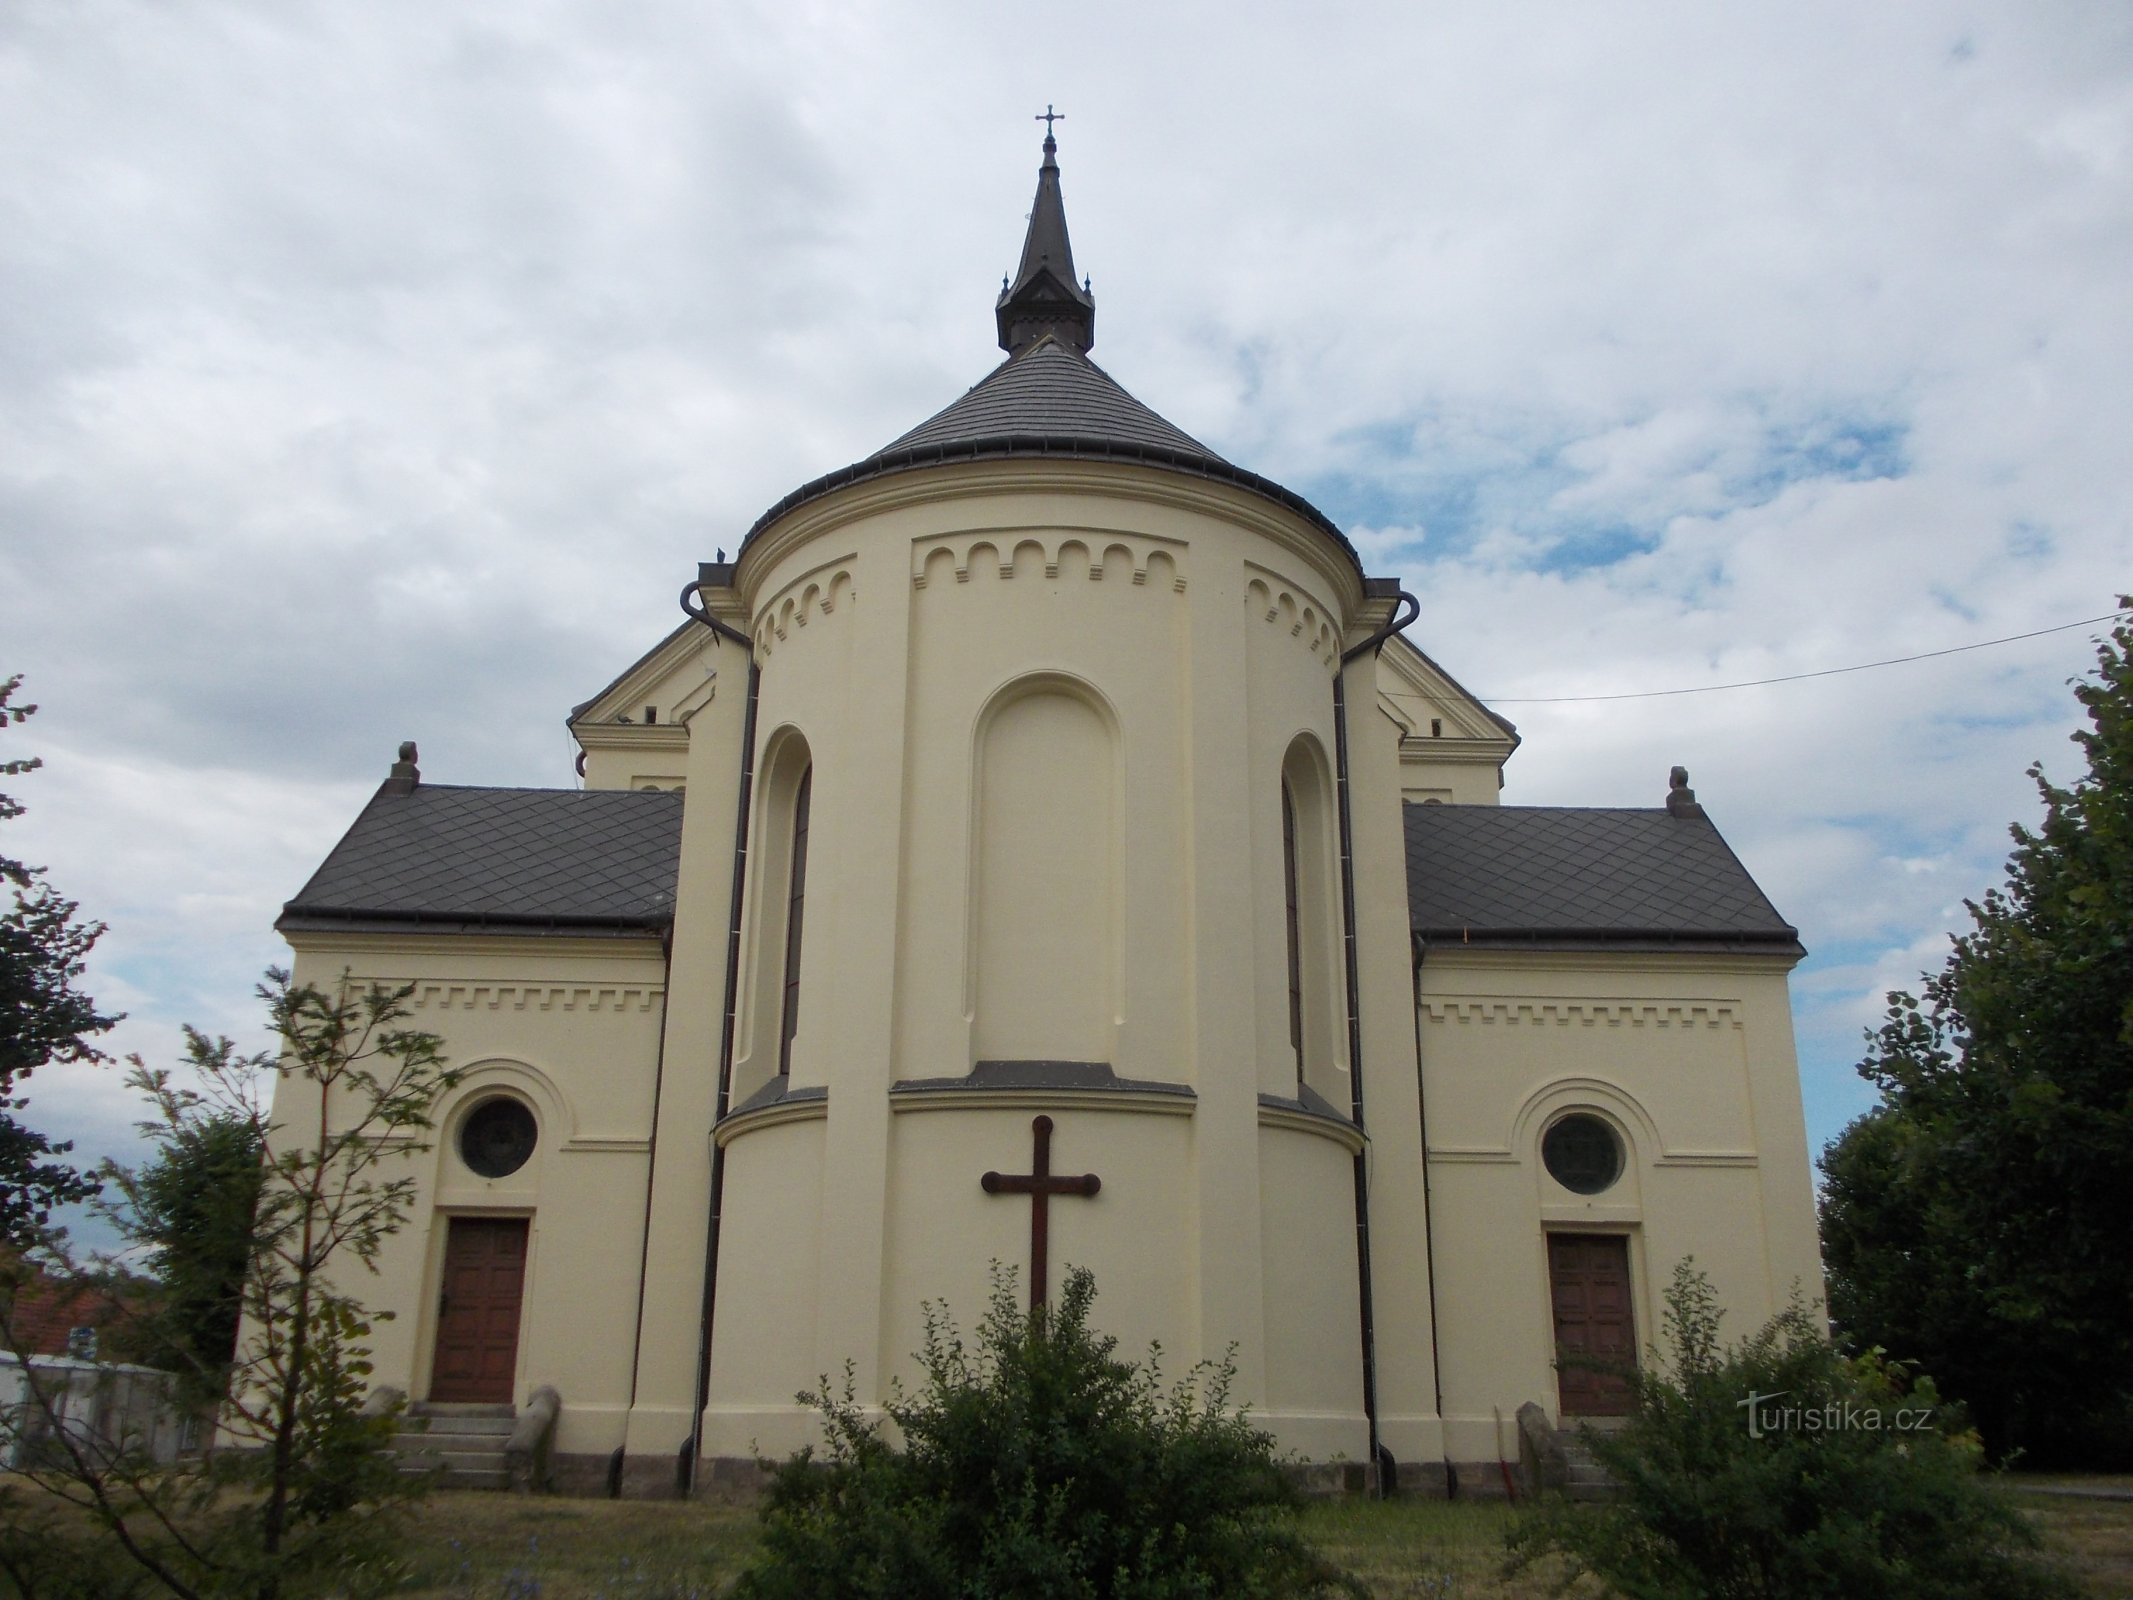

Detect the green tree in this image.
[0,675,119,1244]
[0,970,456,1600]
[1820,603,2133,1462]
[737,1266,1366,1600]
[1509,1261,2075,1600]
[98,1091,267,1406]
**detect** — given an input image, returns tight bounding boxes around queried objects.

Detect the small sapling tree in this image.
[0,969,457,1600]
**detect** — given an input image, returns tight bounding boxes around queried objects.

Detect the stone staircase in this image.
[388,1401,515,1490]
[1554,1427,1621,1502]
[1512,1401,1623,1502]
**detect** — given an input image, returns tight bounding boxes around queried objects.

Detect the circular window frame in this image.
[1541,1112,1624,1196]
[457,1095,540,1180]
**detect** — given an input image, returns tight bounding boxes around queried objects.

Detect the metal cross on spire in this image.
[1036,104,1064,137]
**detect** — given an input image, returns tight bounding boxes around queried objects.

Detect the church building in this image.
[271,129,1823,1496]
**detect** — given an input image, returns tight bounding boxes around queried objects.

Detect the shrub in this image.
[1508,1261,2076,1600]
[735,1267,1366,1599]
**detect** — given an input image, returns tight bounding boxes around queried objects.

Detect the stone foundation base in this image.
[1280,1456,1452,1500]
[1281,1460,1374,1497]
[692,1455,776,1503]
[1393,1457,1452,1499]
[549,1451,619,1499]
[1446,1458,1529,1500]
[591,1451,1457,1503]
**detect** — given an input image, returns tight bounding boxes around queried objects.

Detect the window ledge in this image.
[715,1076,829,1145]
[891,1060,1195,1116]
[1257,1087,1365,1153]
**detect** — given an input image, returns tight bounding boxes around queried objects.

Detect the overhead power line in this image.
[1463,610,2128,705]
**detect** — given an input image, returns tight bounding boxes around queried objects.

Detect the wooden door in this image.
[1548,1232,1636,1416]
[430,1217,528,1404]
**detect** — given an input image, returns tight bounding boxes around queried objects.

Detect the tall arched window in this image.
[779,767,812,1076]
[1281,780,1304,1086]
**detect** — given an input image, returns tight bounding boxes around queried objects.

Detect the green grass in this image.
[381,1483,2131,1598]
[386,1495,757,1597]
[1295,1497,1537,1597]
[9,1476,2128,1597]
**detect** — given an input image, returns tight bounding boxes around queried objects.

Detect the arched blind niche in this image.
[970,680,1119,1065]
[1280,734,1340,1099]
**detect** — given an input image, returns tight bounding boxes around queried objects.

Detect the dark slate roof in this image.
[740,337,1360,566]
[1404,805,1801,953]
[279,784,683,935]
[882,339,1216,458]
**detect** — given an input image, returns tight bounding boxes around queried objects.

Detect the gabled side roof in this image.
[280,784,683,935]
[1404,804,1801,955]
[1379,634,1519,744]
[569,620,721,736]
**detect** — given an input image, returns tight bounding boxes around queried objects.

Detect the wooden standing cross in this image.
[981,1114,1101,1309]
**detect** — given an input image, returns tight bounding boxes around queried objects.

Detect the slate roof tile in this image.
[280,784,682,932]
[879,339,1221,458]
[739,338,1359,565]
[1403,804,1799,950]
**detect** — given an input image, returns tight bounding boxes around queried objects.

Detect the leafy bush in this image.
[735,1267,1365,1600]
[1508,1261,2076,1600]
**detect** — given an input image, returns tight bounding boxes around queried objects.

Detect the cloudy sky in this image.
[3,1,2127,1235]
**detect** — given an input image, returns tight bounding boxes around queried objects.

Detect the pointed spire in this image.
[996,112,1096,356]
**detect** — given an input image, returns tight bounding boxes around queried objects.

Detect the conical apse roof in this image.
[740,132,1357,567]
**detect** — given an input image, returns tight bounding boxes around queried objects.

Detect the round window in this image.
[1542,1113,1622,1195]
[459,1097,538,1179]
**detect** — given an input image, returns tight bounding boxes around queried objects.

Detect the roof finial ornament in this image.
[1666,765,1705,819]
[383,739,421,797]
[1036,104,1064,143]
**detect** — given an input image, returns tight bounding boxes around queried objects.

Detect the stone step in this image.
[385,1400,520,1492]
[393,1435,510,1460]
[405,1408,514,1425]
[403,1447,507,1471]
[1551,1428,1620,1501]
[399,1417,514,1437]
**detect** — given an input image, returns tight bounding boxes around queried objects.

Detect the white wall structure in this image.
[265,131,1824,1499]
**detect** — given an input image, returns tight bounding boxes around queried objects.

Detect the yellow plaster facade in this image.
[263,138,1823,1500]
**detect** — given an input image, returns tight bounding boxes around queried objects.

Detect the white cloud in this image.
[3,0,2129,1192]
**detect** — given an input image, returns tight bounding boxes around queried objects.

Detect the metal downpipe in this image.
[679,576,759,1495]
[1334,588,1420,1498]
